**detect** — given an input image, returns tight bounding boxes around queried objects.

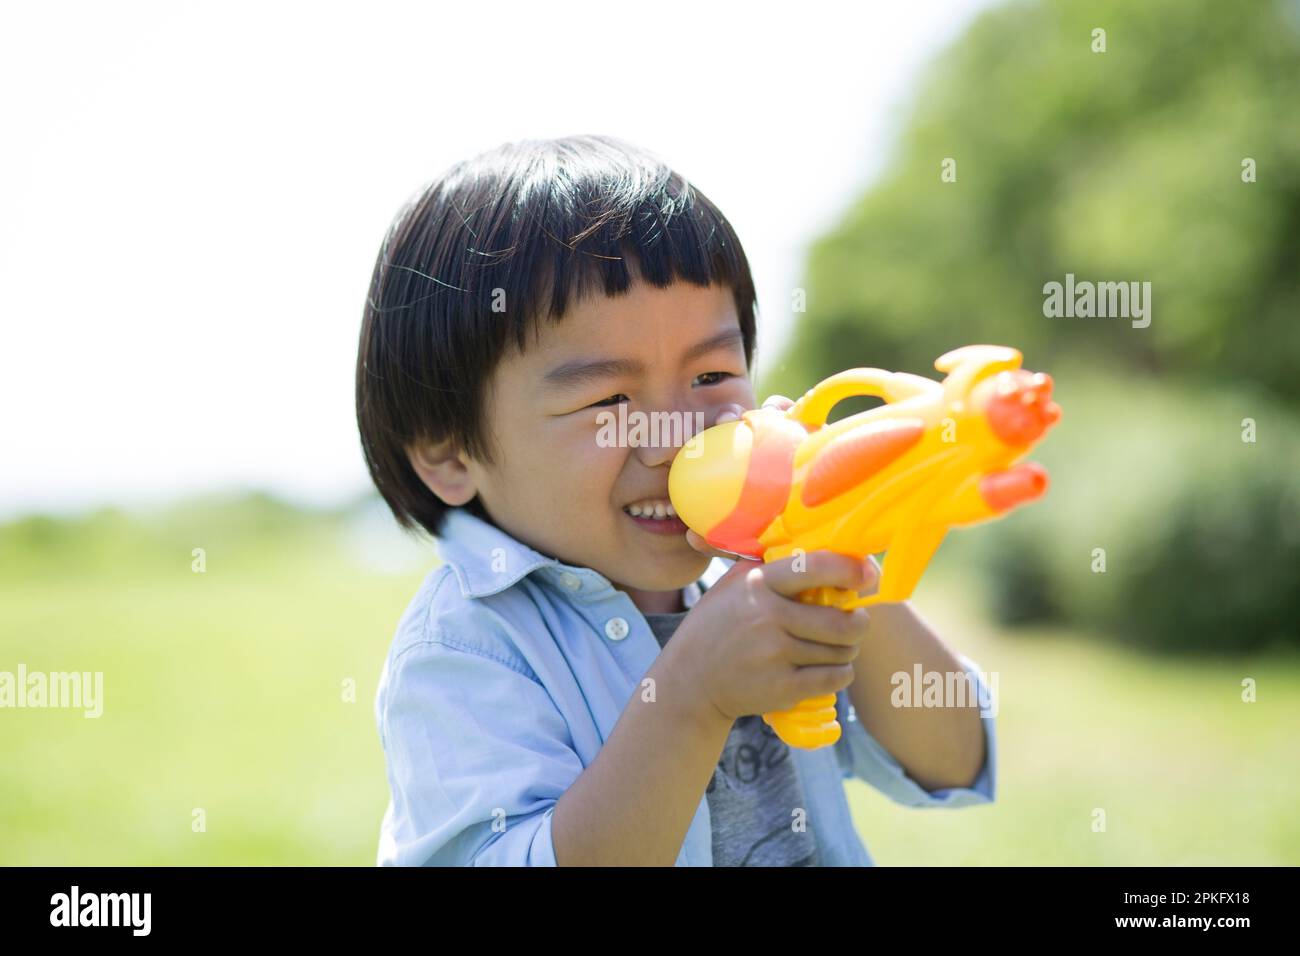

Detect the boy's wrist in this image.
[650,642,735,736]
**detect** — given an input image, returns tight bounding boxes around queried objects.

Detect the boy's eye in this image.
[583,373,733,410]
[694,371,733,387]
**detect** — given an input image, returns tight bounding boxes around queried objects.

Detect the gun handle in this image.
[761,585,869,750]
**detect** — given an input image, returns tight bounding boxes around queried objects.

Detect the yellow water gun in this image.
[667,345,1062,750]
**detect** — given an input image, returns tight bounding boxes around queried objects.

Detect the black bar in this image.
[0,866,1284,941]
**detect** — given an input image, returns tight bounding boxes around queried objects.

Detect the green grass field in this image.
[847,568,1300,865]
[2,498,1297,865]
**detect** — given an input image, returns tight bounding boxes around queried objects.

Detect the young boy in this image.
[356,134,996,866]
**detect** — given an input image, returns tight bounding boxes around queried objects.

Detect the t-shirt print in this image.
[644,601,822,867]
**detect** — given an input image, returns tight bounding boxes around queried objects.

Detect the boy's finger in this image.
[713,403,745,425]
[781,602,872,649]
[685,528,750,562]
[716,397,790,427]
[699,543,764,590]
[855,553,883,598]
[760,549,878,600]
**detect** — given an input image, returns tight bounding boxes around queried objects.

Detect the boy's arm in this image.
[848,599,987,792]
[379,639,579,866]
[550,639,734,866]
[379,630,732,867]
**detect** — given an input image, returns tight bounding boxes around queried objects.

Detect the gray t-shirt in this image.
[644,604,822,867]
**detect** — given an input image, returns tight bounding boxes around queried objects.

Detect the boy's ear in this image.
[405,437,477,507]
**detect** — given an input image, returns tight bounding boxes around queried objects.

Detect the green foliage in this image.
[973,365,1300,653]
[769,0,1300,407]
[761,0,1300,656]
[0,490,354,581]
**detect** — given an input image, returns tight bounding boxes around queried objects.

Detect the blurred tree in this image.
[769,0,1300,406]
[970,363,1300,653]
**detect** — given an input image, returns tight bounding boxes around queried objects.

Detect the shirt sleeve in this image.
[833,653,997,808]
[376,636,584,866]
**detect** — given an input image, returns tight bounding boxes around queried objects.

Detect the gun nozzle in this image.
[987,370,1061,446]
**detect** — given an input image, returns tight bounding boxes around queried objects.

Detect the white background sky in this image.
[0,0,993,519]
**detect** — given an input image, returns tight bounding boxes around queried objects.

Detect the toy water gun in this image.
[668,345,1062,750]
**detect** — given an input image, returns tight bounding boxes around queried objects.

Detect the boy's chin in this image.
[612,549,713,592]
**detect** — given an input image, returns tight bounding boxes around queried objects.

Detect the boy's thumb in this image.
[686,530,762,587]
[717,552,762,578]
[685,528,744,562]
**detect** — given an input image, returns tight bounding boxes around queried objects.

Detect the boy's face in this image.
[434,274,756,610]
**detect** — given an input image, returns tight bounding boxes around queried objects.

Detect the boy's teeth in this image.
[626,499,676,518]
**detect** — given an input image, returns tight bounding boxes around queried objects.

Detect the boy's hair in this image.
[355,134,760,539]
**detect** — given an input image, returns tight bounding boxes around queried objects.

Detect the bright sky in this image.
[0,0,993,519]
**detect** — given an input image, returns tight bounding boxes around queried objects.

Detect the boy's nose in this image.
[630,402,734,468]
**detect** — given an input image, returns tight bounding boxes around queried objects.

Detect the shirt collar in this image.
[436,507,713,607]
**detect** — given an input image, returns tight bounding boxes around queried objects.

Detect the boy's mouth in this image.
[622,498,688,535]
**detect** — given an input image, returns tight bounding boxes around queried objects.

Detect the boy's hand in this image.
[711,392,794,427]
[663,391,887,725]
[663,547,877,725]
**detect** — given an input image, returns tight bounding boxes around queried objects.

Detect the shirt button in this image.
[604,617,630,641]
[560,571,582,591]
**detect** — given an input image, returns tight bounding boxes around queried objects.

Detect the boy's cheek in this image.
[722,378,758,409]
[534,417,608,466]
[549,433,630,503]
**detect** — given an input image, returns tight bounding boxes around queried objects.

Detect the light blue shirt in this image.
[374,507,997,866]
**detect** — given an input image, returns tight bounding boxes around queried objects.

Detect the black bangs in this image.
[356,134,758,539]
